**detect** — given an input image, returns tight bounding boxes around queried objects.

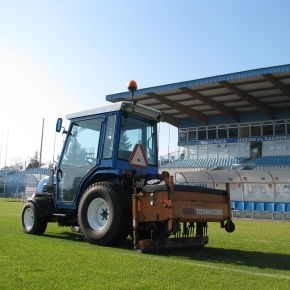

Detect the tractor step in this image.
[52,213,69,217]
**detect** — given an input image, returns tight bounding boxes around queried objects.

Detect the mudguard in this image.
[28,194,55,219]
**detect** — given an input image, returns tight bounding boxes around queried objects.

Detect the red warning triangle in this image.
[129,144,148,168]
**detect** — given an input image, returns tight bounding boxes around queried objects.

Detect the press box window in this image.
[287,120,290,134]
[198,127,207,140]
[228,124,238,138]
[217,125,228,139]
[251,122,261,137]
[274,120,286,136]
[262,122,273,136]
[208,126,217,139]
[240,123,249,138]
[188,129,197,141]
[179,129,188,142]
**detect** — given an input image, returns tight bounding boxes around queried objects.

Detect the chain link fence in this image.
[0,167,50,199]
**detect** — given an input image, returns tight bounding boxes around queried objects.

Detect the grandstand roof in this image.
[106,64,290,127]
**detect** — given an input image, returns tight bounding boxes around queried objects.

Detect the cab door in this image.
[56,117,103,204]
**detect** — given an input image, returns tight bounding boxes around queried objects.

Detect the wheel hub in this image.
[100,208,108,220]
[87,197,110,230]
[23,208,35,230]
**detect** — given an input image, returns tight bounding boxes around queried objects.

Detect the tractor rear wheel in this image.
[21,202,47,235]
[78,182,130,246]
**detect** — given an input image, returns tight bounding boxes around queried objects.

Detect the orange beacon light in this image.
[128,80,138,103]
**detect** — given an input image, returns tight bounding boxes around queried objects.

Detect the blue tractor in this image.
[21,82,235,251]
[22,98,162,245]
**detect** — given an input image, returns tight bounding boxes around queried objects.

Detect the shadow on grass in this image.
[42,231,134,250]
[43,231,86,243]
[40,231,290,271]
[151,246,290,271]
[6,199,23,203]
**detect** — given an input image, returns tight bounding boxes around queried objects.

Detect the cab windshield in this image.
[58,117,102,201]
[118,115,157,166]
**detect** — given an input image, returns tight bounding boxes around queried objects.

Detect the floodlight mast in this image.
[127,80,138,103]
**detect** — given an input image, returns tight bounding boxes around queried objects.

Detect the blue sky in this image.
[0,0,290,166]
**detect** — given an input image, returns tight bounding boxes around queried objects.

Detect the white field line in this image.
[147,255,290,281]
[178,260,290,281]
[108,249,290,281]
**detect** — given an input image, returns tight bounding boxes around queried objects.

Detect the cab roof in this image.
[66,101,162,122]
[66,102,124,120]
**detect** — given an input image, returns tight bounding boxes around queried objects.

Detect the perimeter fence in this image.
[0,167,50,199]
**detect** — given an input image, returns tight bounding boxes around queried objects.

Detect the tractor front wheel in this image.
[78,182,130,246]
[21,202,47,235]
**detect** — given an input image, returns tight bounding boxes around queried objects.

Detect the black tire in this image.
[21,202,47,235]
[225,220,235,233]
[78,182,130,246]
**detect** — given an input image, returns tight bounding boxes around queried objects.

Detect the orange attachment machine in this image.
[132,172,235,252]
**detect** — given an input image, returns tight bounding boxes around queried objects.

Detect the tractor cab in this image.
[51,101,162,209]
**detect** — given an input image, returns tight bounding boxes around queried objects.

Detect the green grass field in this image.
[0,198,290,290]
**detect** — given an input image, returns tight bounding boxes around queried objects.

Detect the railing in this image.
[159,150,185,166]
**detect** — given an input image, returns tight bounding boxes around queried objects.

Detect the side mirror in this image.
[56,118,63,133]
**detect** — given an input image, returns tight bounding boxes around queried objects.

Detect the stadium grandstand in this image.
[107,64,290,220]
[0,167,50,198]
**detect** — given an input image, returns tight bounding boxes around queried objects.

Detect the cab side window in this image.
[103,115,116,159]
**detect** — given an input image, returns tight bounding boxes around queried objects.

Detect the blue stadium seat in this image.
[245,202,255,211]
[162,155,290,170]
[235,201,244,211]
[252,155,290,167]
[265,202,275,212]
[255,202,264,212]
[285,204,290,213]
[275,203,286,212]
